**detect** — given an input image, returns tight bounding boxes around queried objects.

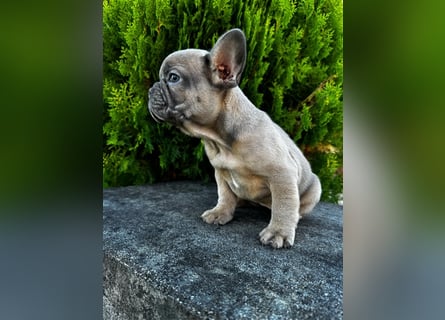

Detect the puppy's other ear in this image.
[208,28,246,88]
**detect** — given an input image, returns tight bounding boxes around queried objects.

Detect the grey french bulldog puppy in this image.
[148,29,321,248]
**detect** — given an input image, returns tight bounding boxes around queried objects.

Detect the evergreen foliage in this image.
[103,0,343,202]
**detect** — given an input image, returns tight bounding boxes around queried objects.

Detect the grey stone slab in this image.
[103,181,343,319]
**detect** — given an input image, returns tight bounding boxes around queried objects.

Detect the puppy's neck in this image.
[219,86,258,134]
[223,87,246,111]
[224,87,257,116]
[223,88,234,108]
[181,87,256,150]
[180,121,231,150]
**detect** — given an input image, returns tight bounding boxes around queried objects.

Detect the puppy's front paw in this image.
[201,208,234,225]
[259,226,295,249]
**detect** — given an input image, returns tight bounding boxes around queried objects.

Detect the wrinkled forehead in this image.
[159,49,209,79]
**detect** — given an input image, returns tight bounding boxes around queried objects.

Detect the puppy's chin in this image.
[149,105,186,126]
[148,108,165,123]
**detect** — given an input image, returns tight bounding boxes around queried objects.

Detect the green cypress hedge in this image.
[103,0,343,202]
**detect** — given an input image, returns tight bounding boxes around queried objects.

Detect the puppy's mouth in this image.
[148,82,187,125]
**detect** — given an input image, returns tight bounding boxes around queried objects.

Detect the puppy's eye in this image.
[167,72,180,83]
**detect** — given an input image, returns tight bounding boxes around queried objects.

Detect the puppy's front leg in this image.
[259,178,300,248]
[201,170,238,225]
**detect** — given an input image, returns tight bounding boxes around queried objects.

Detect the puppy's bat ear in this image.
[208,28,246,88]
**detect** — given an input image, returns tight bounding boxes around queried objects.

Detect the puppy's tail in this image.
[299,173,322,216]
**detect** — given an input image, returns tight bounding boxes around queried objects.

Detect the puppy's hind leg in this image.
[299,174,322,215]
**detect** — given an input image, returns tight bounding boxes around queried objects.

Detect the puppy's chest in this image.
[204,140,242,171]
[205,141,271,206]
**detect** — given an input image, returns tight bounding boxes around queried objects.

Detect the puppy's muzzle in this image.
[148,82,184,125]
[148,82,169,123]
